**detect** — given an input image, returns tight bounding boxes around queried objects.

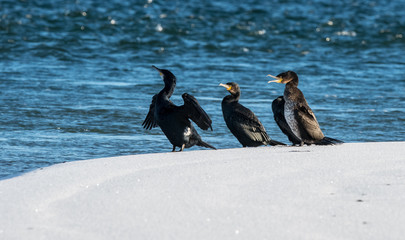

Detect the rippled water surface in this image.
[1,0,404,179]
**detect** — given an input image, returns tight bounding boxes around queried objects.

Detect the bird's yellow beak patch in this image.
[267,74,283,83]
[219,83,232,91]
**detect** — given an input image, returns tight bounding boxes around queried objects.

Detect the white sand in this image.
[1,142,405,240]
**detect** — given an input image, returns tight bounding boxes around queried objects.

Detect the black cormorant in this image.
[142,66,216,152]
[220,82,285,147]
[268,71,343,145]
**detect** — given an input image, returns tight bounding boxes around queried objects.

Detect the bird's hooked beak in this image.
[219,83,232,91]
[267,74,283,83]
[152,65,164,78]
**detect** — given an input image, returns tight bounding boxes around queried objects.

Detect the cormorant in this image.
[142,66,216,152]
[268,71,343,145]
[220,82,285,147]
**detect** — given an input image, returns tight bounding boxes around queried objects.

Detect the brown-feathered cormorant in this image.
[268,71,343,145]
[142,66,216,152]
[220,82,285,147]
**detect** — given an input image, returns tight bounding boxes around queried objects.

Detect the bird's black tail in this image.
[316,137,344,145]
[268,139,287,146]
[197,140,217,150]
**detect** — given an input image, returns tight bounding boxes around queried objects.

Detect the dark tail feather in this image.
[316,137,344,145]
[268,139,287,146]
[197,140,217,150]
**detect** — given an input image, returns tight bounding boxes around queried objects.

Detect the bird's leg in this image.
[179,144,185,152]
[172,145,176,152]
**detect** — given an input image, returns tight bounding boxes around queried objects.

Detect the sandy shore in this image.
[1,142,405,240]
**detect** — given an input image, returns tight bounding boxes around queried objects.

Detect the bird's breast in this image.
[284,100,301,140]
[184,126,192,137]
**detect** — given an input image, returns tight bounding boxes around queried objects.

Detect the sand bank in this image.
[1,142,405,240]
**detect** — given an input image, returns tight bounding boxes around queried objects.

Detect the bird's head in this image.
[219,82,240,96]
[267,71,298,85]
[152,65,176,84]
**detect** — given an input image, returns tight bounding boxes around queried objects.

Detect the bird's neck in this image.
[224,93,240,103]
[161,78,176,98]
[284,82,304,102]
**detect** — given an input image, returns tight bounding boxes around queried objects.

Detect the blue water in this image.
[1,0,404,179]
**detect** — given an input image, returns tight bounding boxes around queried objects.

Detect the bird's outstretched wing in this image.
[142,94,158,130]
[272,96,302,145]
[181,93,213,131]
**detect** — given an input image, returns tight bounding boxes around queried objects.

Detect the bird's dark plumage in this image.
[142,66,216,152]
[220,82,285,147]
[272,96,302,145]
[268,71,343,145]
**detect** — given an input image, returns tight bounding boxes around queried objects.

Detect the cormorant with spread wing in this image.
[143,66,216,152]
[268,71,343,145]
[220,82,285,147]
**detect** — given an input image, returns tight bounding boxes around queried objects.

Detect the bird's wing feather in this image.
[228,105,269,142]
[294,103,324,140]
[181,93,213,131]
[142,94,158,130]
